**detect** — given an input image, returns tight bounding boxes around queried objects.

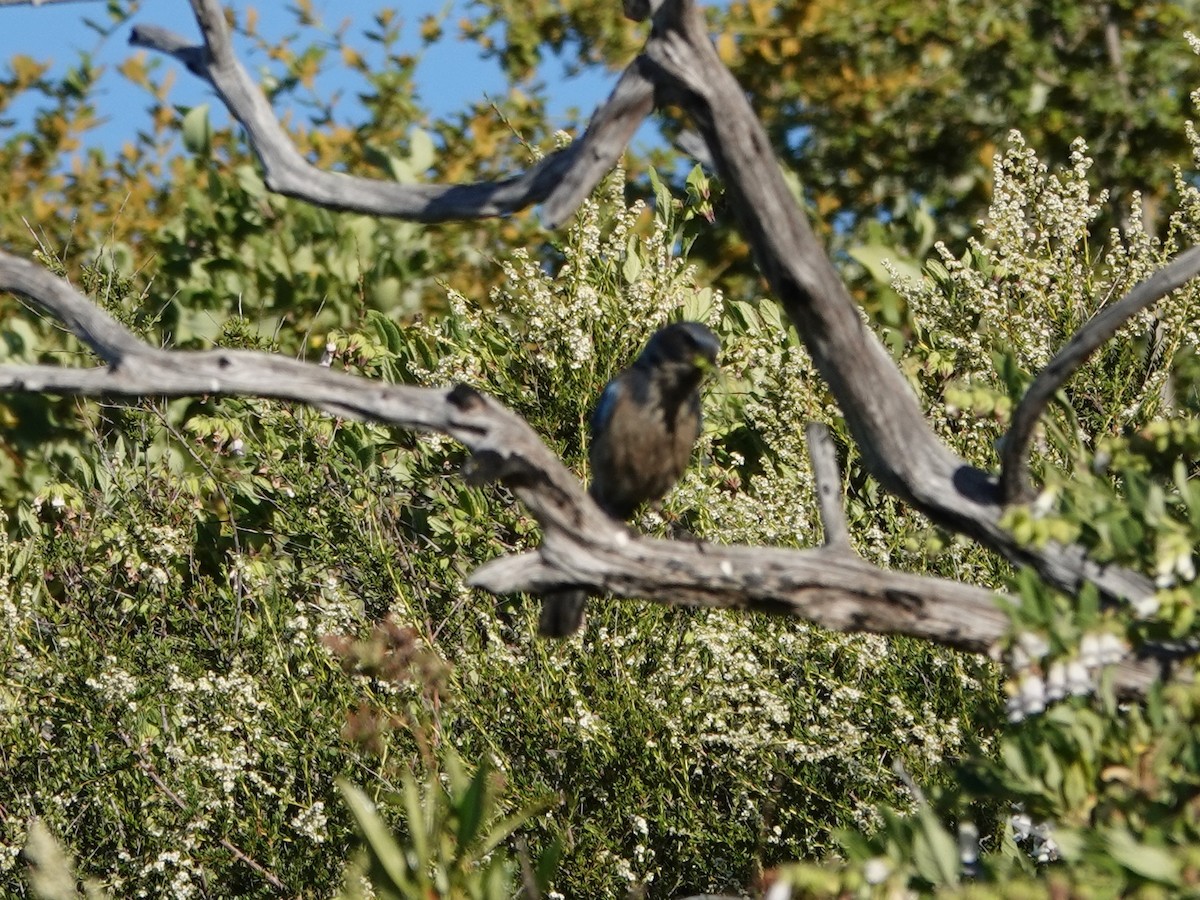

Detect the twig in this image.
[130,0,648,225]
[804,422,852,552]
[118,732,288,893]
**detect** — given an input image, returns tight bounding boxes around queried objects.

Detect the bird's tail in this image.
[537,589,588,637]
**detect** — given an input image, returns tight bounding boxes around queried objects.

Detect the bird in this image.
[538,321,721,637]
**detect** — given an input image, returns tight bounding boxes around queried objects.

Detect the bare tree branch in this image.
[804,422,852,552]
[541,58,656,227]
[1000,246,1200,503]
[0,250,1172,697]
[3,256,147,364]
[468,540,1011,655]
[121,0,1165,612]
[3,0,1190,696]
[129,0,652,224]
[631,0,1157,613]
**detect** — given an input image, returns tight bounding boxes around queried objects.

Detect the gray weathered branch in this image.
[131,0,1165,615]
[804,422,852,552]
[632,0,1157,612]
[129,0,652,223]
[7,0,1192,692]
[1000,245,1200,503]
[0,249,1168,696]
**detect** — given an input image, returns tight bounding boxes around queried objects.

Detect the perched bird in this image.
[539,321,721,637]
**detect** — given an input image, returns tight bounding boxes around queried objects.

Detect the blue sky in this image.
[0,0,625,154]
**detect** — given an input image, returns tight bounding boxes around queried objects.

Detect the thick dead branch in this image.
[134,0,1160,615]
[130,0,651,223]
[633,0,1156,612]
[122,0,1176,624]
[4,0,1189,694]
[469,537,1010,654]
[1000,246,1200,503]
[541,59,656,227]
[0,251,1173,696]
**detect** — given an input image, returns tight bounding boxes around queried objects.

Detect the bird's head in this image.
[637,321,721,377]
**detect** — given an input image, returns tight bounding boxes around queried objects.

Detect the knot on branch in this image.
[447,383,484,411]
[460,449,539,490]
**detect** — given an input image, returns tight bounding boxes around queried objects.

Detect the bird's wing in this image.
[590,378,621,437]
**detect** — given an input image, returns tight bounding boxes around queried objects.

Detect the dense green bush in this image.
[1,167,992,897]
[3,6,1200,899]
[771,106,1200,900]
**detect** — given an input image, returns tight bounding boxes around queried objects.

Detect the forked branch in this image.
[633,0,1158,610]
[129,0,654,222]
[0,249,1170,696]
[6,0,1193,692]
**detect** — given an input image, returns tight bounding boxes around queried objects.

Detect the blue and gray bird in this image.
[538,321,721,637]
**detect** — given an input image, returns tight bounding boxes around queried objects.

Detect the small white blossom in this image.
[291,802,328,843]
[1130,592,1161,618]
[1018,672,1046,716]
[1079,633,1101,668]
[1044,661,1067,701]
[1066,660,1092,695]
[863,857,891,885]
[1015,631,1050,661]
[1097,632,1126,666]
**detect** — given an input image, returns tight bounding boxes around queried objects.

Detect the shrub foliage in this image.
[1,6,1199,900]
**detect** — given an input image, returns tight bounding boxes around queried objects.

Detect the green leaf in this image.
[911,805,959,887]
[647,167,674,224]
[482,856,514,900]
[681,286,716,322]
[1105,829,1181,885]
[1061,762,1089,811]
[408,127,436,172]
[181,103,212,155]
[848,243,924,286]
[369,310,404,354]
[1001,737,1032,784]
[534,836,564,893]
[454,760,490,852]
[1077,583,1100,629]
[1039,743,1064,799]
[479,795,555,858]
[400,770,431,880]
[338,780,415,895]
[622,233,643,283]
[372,277,403,312]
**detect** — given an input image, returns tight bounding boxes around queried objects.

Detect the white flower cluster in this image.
[1005,630,1127,721]
[1010,809,1060,863]
[84,656,141,709]
[160,663,284,810]
[408,165,704,404]
[290,800,329,843]
[896,128,1199,471]
[904,133,1106,383]
[1153,533,1197,590]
